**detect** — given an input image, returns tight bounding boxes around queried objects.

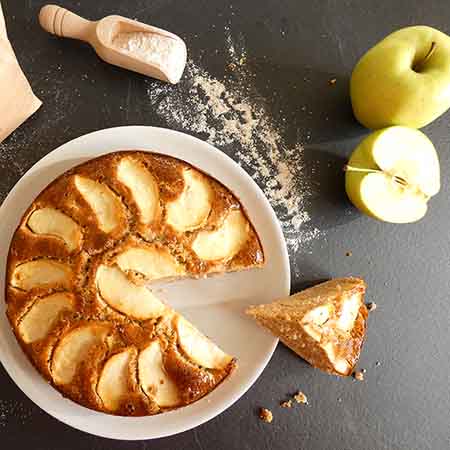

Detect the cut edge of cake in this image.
[246,277,368,376]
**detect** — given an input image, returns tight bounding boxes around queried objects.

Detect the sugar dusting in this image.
[147,35,320,252]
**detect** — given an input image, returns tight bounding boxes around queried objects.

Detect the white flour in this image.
[146,36,320,253]
[113,31,186,83]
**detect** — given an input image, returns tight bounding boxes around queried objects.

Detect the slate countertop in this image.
[1,1,449,449]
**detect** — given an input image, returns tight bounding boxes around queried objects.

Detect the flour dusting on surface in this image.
[146,36,320,253]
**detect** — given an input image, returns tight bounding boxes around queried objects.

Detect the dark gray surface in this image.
[1,1,449,449]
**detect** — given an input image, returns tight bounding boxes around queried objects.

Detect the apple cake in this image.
[246,278,368,376]
[6,151,264,416]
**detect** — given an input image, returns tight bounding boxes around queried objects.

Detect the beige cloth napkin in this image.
[0,2,41,143]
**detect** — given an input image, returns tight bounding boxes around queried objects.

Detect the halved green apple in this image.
[345,126,440,223]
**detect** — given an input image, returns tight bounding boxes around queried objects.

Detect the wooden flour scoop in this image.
[39,4,187,83]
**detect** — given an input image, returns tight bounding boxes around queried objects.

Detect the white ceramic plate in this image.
[0,126,290,440]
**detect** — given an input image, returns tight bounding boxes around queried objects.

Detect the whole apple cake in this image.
[5,151,264,416]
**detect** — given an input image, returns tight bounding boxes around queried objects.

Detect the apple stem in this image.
[344,165,408,186]
[413,41,436,72]
[344,165,380,175]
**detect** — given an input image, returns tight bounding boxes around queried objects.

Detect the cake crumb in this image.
[345,251,352,257]
[367,302,377,312]
[280,400,293,408]
[294,391,308,404]
[353,370,365,381]
[259,408,273,423]
[328,78,337,86]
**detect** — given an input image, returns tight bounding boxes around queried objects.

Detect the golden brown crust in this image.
[5,150,264,416]
[246,278,368,376]
[163,345,237,404]
[276,304,367,376]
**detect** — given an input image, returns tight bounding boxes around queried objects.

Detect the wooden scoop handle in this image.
[39,4,94,42]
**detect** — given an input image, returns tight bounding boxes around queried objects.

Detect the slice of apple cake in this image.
[246,278,368,376]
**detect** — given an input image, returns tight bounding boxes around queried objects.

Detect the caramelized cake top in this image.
[6,151,264,415]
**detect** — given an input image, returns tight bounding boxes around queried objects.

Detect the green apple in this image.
[351,26,450,129]
[345,126,440,223]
